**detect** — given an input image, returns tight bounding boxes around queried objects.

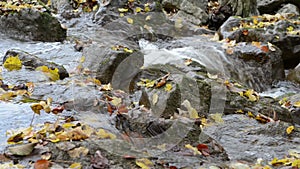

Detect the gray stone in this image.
[0,8,66,42]
[287,63,300,84]
[277,3,300,15]
[3,49,69,80]
[258,0,300,14]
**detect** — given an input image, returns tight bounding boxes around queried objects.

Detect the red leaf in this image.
[261,45,269,52]
[123,155,136,159]
[107,102,116,115]
[242,29,248,36]
[197,144,210,156]
[34,159,50,169]
[170,166,178,169]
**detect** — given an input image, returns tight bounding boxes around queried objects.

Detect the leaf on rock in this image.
[182,100,199,119]
[209,113,224,123]
[286,126,294,135]
[8,143,36,156]
[261,46,269,52]
[30,103,44,115]
[3,55,22,71]
[185,144,201,155]
[111,96,122,107]
[118,8,128,12]
[69,162,82,169]
[294,101,300,107]
[135,158,154,169]
[152,93,158,105]
[68,146,89,158]
[34,159,51,169]
[35,66,60,81]
[96,129,116,139]
[197,144,210,156]
[164,83,172,92]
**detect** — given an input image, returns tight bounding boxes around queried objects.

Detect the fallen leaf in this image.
[68,147,89,158]
[294,101,300,107]
[286,126,294,135]
[34,159,51,169]
[35,66,60,81]
[261,46,269,52]
[127,17,133,24]
[8,143,36,156]
[164,83,172,92]
[181,100,199,119]
[197,144,210,156]
[69,162,82,169]
[152,93,158,105]
[51,106,64,114]
[3,55,22,71]
[135,158,154,169]
[185,144,201,155]
[118,8,128,12]
[242,29,249,35]
[267,42,276,51]
[209,113,224,123]
[184,58,193,66]
[145,15,151,21]
[111,96,122,107]
[96,129,116,139]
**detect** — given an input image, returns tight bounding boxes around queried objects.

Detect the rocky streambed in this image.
[0,0,300,168]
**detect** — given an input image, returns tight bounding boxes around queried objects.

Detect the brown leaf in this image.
[242,29,248,36]
[90,150,109,169]
[118,104,128,114]
[34,159,51,169]
[8,143,36,156]
[51,106,64,114]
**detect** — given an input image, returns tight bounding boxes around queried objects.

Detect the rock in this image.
[218,16,300,69]
[162,0,208,25]
[277,3,300,15]
[3,49,69,80]
[0,8,66,42]
[258,0,300,14]
[287,63,300,84]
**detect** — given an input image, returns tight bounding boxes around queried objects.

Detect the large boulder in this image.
[218,16,300,69]
[0,7,66,42]
[287,63,300,84]
[258,0,300,14]
[3,49,69,80]
[162,0,208,25]
[277,3,300,15]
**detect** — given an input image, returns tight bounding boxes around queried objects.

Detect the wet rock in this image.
[204,114,300,162]
[287,63,300,84]
[277,3,300,15]
[3,49,69,80]
[258,0,300,14]
[218,16,300,69]
[162,0,208,25]
[0,8,66,42]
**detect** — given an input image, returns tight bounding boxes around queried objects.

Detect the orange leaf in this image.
[251,41,261,48]
[226,48,234,55]
[261,46,269,52]
[34,159,50,169]
[242,29,248,36]
[118,104,128,114]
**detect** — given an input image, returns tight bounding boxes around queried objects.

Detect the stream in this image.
[0,19,300,166]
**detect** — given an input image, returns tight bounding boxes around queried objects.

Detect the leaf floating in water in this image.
[3,55,22,71]
[127,17,133,24]
[8,143,36,156]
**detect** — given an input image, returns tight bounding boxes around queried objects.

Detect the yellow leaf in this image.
[62,123,76,129]
[68,147,89,158]
[118,8,128,12]
[3,55,22,71]
[248,111,255,118]
[164,84,172,92]
[286,125,294,135]
[111,96,122,107]
[79,56,85,63]
[182,100,199,119]
[135,7,142,13]
[145,15,151,21]
[123,47,133,53]
[30,103,43,115]
[135,158,154,169]
[69,162,82,169]
[144,6,150,12]
[120,13,124,17]
[36,66,60,81]
[0,92,16,101]
[294,101,300,107]
[185,144,201,155]
[152,93,158,105]
[253,18,258,25]
[292,159,300,167]
[209,113,224,123]
[127,17,133,24]
[287,26,294,32]
[96,129,116,139]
